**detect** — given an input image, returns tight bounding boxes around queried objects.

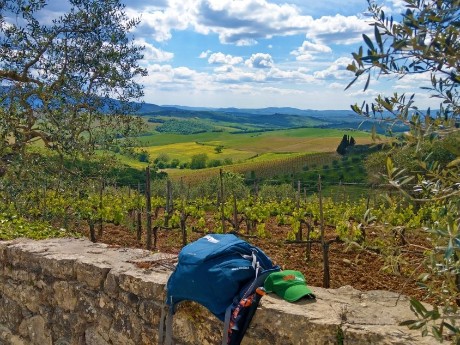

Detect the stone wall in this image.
[0,238,435,345]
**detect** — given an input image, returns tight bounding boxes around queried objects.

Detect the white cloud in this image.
[393,72,432,90]
[199,50,212,58]
[174,66,199,80]
[307,15,372,45]
[328,82,345,89]
[291,40,332,61]
[126,0,373,51]
[293,52,314,61]
[299,41,332,53]
[314,57,353,80]
[235,39,258,47]
[142,64,210,87]
[388,0,407,12]
[267,68,317,83]
[213,67,267,83]
[347,88,381,99]
[127,0,196,42]
[245,53,274,69]
[208,52,243,65]
[194,0,313,45]
[135,39,174,63]
[213,65,234,73]
[127,0,315,45]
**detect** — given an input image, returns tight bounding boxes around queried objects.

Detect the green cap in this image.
[264,270,315,302]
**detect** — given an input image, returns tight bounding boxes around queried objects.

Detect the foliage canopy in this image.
[349,0,460,342]
[0,0,146,159]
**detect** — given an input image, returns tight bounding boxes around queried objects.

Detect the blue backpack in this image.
[159,234,280,345]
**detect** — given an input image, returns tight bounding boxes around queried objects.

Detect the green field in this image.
[142,142,254,163]
[166,151,341,183]
[135,128,372,156]
[118,122,376,183]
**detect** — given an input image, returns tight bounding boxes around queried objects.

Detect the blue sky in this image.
[24,0,437,110]
[126,0,436,110]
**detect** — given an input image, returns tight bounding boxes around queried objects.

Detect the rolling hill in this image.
[136,102,406,133]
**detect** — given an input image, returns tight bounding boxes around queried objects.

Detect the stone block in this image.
[119,291,140,312]
[3,268,38,284]
[75,260,111,290]
[117,270,167,300]
[2,281,42,313]
[18,315,52,345]
[48,308,73,344]
[0,295,23,329]
[0,325,28,345]
[103,271,119,298]
[98,293,115,313]
[53,281,78,311]
[74,288,98,323]
[139,325,157,345]
[85,328,111,345]
[109,302,142,344]
[138,300,162,324]
[39,255,76,280]
[94,312,113,342]
[5,244,43,272]
[108,319,137,345]
[0,242,7,262]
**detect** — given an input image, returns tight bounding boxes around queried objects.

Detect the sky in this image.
[12,0,438,110]
[127,0,432,110]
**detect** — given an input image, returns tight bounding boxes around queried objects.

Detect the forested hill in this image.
[136,103,408,133]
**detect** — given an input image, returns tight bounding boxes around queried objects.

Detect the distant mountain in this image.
[156,104,365,121]
[0,85,408,133]
[165,105,313,116]
[135,102,407,133]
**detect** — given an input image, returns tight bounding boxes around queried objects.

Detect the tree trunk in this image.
[89,220,96,243]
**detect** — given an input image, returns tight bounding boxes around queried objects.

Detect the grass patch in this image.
[140,142,254,163]
[0,212,79,240]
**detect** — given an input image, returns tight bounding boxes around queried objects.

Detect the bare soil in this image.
[85,216,431,303]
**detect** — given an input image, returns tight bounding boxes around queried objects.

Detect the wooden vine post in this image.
[89,220,96,243]
[319,175,331,288]
[305,214,313,261]
[296,180,302,241]
[98,178,104,238]
[179,177,188,246]
[42,180,47,220]
[136,182,142,242]
[164,180,173,227]
[145,166,152,250]
[233,194,239,232]
[219,168,226,233]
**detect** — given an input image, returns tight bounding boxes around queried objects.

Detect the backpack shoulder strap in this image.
[165,306,174,345]
[221,303,233,345]
[158,301,175,345]
[158,302,166,344]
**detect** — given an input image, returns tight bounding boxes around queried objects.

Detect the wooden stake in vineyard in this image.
[42,180,47,220]
[233,194,239,232]
[145,166,152,250]
[219,168,226,233]
[165,180,173,227]
[98,178,104,238]
[318,175,331,288]
[136,182,142,242]
[179,177,188,246]
[296,180,302,241]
